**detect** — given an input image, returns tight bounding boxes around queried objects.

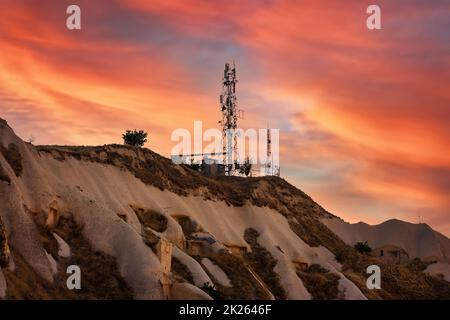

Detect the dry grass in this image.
[296,264,342,300]
[376,261,450,299]
[244,228,286,300]
[3,215,134,300]
[210,252,270,300]
[190,251,270,300]
[3,247,67,300]
[0,143,23,177]
[0,215,8,268]
[171,257,194,284]
[131,206,168,233]
[289,216,450,299]
[53,216,134,299]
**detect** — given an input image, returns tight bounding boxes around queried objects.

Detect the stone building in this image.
[370,244,409,264]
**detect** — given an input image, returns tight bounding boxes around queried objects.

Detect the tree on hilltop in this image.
[122,130,148,147]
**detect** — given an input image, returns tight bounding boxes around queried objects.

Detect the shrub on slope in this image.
[244,228,286,300]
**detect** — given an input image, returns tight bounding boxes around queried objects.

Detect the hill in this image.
[0,118,449,300]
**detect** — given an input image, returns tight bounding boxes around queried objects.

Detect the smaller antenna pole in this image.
[267,127,272,176]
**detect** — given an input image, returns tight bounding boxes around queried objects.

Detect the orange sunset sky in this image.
[0,0,449,236]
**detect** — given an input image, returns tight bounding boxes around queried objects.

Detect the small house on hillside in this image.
[370,245,409,264]
[186,232,222,256]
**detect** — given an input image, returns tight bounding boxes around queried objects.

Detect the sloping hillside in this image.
[322,218,450,263]
[0,118,449,300]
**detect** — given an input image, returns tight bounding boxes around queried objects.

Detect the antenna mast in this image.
[219,62,240,175]
[265,128,272,175]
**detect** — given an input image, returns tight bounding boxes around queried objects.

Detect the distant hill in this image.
[322,218,450,263]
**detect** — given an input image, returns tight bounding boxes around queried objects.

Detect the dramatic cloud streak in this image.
[0,0,449,235]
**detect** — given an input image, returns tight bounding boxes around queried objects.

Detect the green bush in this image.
[334,250,345,263]
[201,281,222,300]
[354,241,372,254]
[122,130,148,147]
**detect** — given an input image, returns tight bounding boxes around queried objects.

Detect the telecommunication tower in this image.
[219,62,242,175]
[266,128,272,175]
